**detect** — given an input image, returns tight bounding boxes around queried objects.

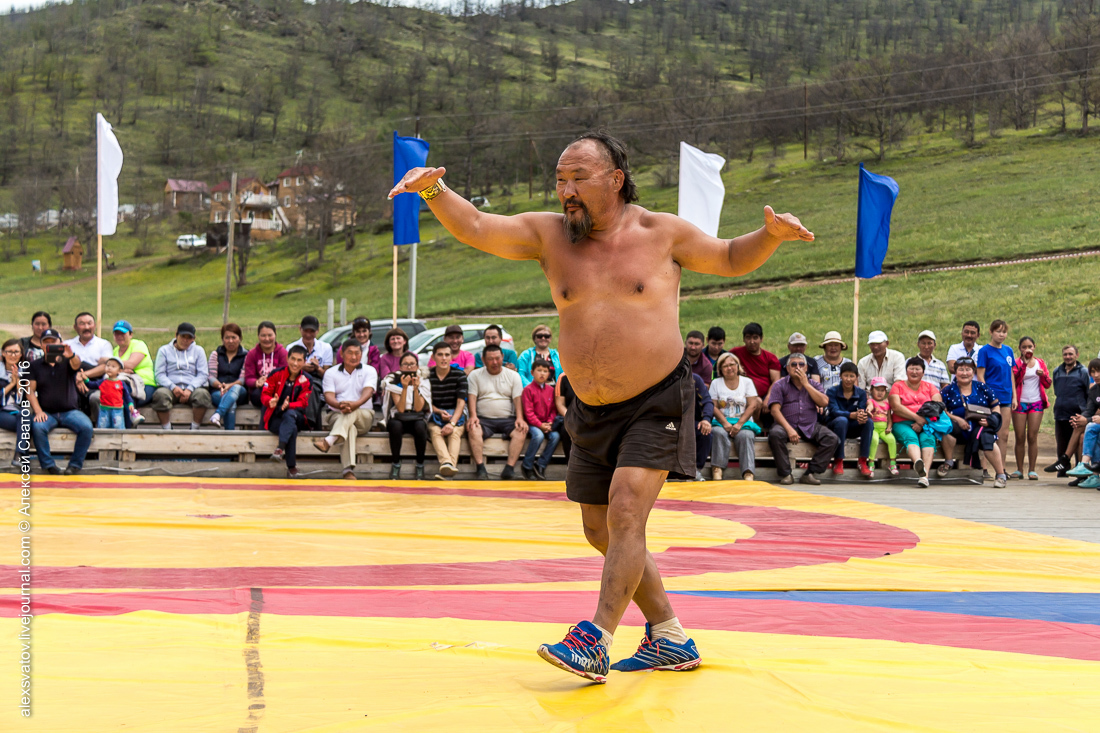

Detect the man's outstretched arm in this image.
[670,205,814,277]
[389,166,550,262]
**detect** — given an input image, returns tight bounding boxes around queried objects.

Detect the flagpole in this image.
[852,277,860,362]
[96,234,103,338]
[392,245,398,329]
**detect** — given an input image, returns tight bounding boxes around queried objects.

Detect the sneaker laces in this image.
[633,633,660,656]
[562,626,604,660]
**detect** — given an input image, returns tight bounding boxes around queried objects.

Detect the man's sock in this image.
[325,435,338,447]
[592,623,613,648]
[162,423,172,430]
[650,617,689,645]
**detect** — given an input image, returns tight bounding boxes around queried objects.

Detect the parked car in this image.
[407,324,515,368]
[470,196,491,210]
[319,318,428,351]
[176,234,206,250]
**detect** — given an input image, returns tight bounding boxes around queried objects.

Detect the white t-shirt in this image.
[709,377,758,423]
[287,338,334,367]
[946,342,977,364]
[321,363,377,411]
[1020,363,1041,403]
[66,335,113,366]
[468,366,523,420]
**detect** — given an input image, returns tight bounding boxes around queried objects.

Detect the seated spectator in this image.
[474,324,519,370]
[67,312,113,424]
[1047,345,1090,477]
[1,339,28,467]
[151,323,212,430]
[779,332,821,383]
[732,322,781,419]
[262,345,311,479]
[1011,336,1051,480]
[766,353,837,485]
[888,357,943,487]
[468,344,528,480]
[86,357,136,429]
[244,321,288,408]
[18,311,52,363]
[947,321,981,374]
[825,362,874,477]
[521,358,561,480]
[27,329,93,475]
[379,328,411,383]
[380,352,431,480]
[208,323,249,430]
[111,320,156,412]
[815,331,852,392]
[427,342,468,479]
[857,331,906,389]
[1065,359,1100,488]
[708,352,760,482]
[705,326,726,381]
[428,325,476,374]
[976,320,1016,456]
[914,330,950,390]
[867,377,899,475]
[684,330,714,387]
[334,317,382,373]
[313,340,378,481]
[287,315,333,385]
[518,325,563,387]
[554,373,575,462]
[939,357,1007,487]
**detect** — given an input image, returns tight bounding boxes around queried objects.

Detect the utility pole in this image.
[528,136,534,199]
[803,82,809,161]
[222,172,237,325]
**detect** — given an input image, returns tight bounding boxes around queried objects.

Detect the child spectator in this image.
[521,359,560,480]
[867,377,899,476]
[1010,336,1051,480]
[825,362,874,477]
[86,357,136,429]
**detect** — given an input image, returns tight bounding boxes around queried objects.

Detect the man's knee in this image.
[582,519,609,554]
[150,388,173,412]
[190,388,213,408]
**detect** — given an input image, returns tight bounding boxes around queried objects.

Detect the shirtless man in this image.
[389,132,813,684]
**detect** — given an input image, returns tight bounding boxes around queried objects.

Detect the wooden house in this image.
[62,237,83,270]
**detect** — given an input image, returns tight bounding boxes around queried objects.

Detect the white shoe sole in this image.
[654,658,702,671]
[537,645,606,683]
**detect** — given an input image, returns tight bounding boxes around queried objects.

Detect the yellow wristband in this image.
[418,180,447,201]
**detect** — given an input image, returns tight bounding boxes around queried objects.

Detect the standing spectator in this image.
[517,325,563,387]
[467,344,528,480]
[1,339,28,466]
[767,353,837,485]
[825,362,874,477]
[1010,336,1051,480]
[889,357,943,488]
[313,340,377,481]
[68,312,113,423]
[708,352,760,481]
[732,322,781,418]
[1065,359,1100,488]
[779,332,821,382]
[262,345,311,479]
[684,331,714,387]
[208,323,249,430]
[379,327,411,383]
[380,352,431,480]
[857,331,906,389]
[939,357,1008,487]
[151,323,212,430]
[815,331,852,392]
[866,377,899,476]
[705,327,726,381]
[521,359,561,480]
[86,357,136,429]
[947,321,981,374]
[554,373,576,462]
[26,329,93,475]
[976,320,1016,456]
[428,325,476,374]
[1047,345,1090,476]
[474,325,519,370]
[287,315,334,385]
[244,322,288,408]
[427,342,468,479]
[111,320,156,410]
[334,317,382,373]
[18,311,52,363]
[914,330,950,390]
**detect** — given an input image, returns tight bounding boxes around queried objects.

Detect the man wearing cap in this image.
[151,323,213,430]
[27,329,94,474]
[430,325,476,374]
[857,331,906,390]
[779,332,821,383]
[684,331,714,387]
[287,315,334,385]
[767,352,838,485]
[66,312,113,423]
[815,331,852,392]
[915,331,950,390]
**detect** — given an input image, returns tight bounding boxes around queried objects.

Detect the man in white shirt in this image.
[914,330,950,390]
[67,312,114,423]
[288,315,334,384]
[946,321,981,375]
[467,345,528,480]
[313,340,377,480]
[857,330,906,389]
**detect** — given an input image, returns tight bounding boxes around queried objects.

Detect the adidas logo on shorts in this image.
[665,422,677,432]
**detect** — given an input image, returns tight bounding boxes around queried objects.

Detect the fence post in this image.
[327,299,334,333]
[339,298,347,326]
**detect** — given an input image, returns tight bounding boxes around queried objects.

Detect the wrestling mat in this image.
[2,474,1099,732]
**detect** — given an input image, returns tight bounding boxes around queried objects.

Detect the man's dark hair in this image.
[1089,358,1100,373]
[341,338,362,353]
[432,341,451,354]
[482,344,503,356]
[484,324,503,338]
[686,330,705,342]
[287,344,308,358]
[707,326,726,342]
[963,320,980,332]
[532,358,553,372]
[570,131,638,203]
[840,362,859,375]
[74,311,94,324]
[743,322,764,338]
[257,320,277,335]
[31,311,52,326]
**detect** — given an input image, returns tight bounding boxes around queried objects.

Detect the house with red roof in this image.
[163,179,210,212]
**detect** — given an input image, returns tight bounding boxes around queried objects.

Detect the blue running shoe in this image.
[610,623,702,672]
[537,620,609,683]
[1066,463,1094,478]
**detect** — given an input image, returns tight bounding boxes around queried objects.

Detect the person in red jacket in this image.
[520,359,560,480]
[262,345,311,478]
[1011,336,1052,480]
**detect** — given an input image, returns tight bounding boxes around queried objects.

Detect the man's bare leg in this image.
[507,429,525,467]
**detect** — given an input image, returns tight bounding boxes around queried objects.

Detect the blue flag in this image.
[393,132,430,246]
[855,162,899,279]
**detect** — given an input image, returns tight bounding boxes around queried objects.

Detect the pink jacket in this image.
[1012,356,1052,409]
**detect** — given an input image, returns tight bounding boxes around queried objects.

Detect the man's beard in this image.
[562,200,593,244]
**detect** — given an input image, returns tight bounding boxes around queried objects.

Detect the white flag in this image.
[96,113,123,236]
[677,142,725,237]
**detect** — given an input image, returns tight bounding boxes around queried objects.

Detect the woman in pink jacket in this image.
[1011,336,1052,480]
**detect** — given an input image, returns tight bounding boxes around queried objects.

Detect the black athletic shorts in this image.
[564,354,696,504]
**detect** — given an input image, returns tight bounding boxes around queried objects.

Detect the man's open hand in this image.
[388,167,447,200]
[764,205,814,242]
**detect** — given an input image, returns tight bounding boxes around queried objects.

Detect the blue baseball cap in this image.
[112,320,133,333]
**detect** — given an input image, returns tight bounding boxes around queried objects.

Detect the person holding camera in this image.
[26,328,94,474]
[381,352,432,480]
[313,340,377,481]
[939,356,1007,488]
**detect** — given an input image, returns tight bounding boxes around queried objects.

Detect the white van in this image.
[176,234,207,250]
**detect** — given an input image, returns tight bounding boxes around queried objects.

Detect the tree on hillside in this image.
[14,177,48,257]
[1060,0,1100,134]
